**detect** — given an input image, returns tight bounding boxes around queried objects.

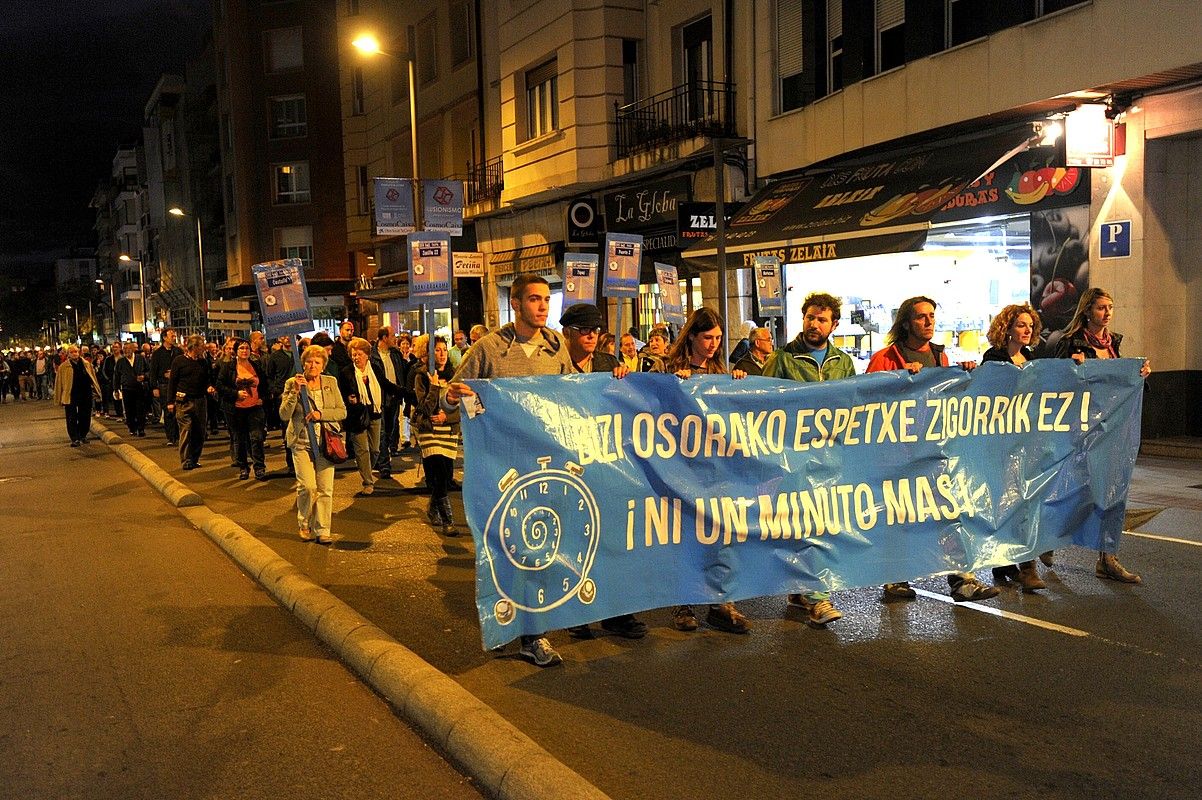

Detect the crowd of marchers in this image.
[17,280,1150,669]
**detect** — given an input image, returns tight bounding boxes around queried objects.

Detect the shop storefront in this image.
[687,126,1092,364]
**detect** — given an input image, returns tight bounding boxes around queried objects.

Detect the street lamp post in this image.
[352,31,435,361]
[65,304,79,343]
[119,253,150,341]
[96,278,114,344]
[168,206,205,335]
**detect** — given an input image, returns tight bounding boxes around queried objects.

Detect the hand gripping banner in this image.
[461,359,1144,649]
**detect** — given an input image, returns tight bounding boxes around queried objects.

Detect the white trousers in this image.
[292,444,335,536]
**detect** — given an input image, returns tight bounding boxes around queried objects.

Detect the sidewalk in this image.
[0,402,482,800]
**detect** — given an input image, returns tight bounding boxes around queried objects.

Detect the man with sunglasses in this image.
[558,302,649,642]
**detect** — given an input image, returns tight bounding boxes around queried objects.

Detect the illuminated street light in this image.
[168,206,206,333]
[119,253,151,339]
[65,304,79,343]
[351,34,384,56]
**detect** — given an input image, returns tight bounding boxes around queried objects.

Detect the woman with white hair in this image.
[280,345,347,544]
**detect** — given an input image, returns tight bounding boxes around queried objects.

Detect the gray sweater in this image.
[450,323,574,381]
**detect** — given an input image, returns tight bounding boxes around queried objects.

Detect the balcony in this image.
[615,81,736,159]
[465,155,504,205]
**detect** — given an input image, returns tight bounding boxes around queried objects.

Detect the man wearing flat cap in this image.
[557,302,649,642]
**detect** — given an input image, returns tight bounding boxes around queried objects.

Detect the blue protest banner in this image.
[461,359,1144,649]
[602,233,643,298]
[754,255,783,316]
[654,262,685,326]
[251,258,313,338]
[563,253,599,305]
[374,177,416,236]
[408,232,451,297]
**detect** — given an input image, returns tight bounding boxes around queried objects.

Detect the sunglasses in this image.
[568,325,603,335]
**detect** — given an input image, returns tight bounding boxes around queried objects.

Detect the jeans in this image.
[230,405,267,470]
[175,398,208,466]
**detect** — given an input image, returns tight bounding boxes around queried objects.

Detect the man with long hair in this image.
[867,296,999,603]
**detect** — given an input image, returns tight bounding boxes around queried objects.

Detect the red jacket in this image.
[866,342,949,373]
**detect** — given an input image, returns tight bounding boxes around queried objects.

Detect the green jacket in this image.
[762,337,856,383]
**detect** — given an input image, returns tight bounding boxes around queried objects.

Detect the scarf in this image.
[355,364,382,413]
[1083,328,1117,359]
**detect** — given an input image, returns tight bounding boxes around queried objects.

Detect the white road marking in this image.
[912,588,1090,637]
[1125,531,1202,547]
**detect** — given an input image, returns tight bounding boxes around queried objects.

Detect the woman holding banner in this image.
[280,345,347,544]
[1052,287,1150,584]
[982,303,1047,591]
[664,307,751,635]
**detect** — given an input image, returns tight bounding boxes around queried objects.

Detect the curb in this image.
[93,421,611,800]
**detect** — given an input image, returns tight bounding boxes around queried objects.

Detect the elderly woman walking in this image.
[280,344,347,544]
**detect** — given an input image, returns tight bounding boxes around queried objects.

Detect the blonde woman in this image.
[280,345,347,544]
[410,334,460,536]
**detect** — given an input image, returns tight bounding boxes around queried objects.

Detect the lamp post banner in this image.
[374,177,416,235]
[251,258,312,338]
[654,262,685,326]
[423,179,465,236]
[461,360,1144,649]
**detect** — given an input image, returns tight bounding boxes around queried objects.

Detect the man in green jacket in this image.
[761,292,856,626]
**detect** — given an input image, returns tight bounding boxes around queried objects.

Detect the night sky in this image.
[0,0,212,264]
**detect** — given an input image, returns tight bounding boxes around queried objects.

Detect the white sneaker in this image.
[518,637,562,667]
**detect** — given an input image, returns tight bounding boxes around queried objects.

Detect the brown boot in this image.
[1096,553,1142,584]
[1017,561,1046,592]
[1039,550,1054,567]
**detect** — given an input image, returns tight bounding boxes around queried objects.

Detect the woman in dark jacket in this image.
[1051,288,1150,584]
[410,334,459,535]
[217,338,270,479]
[981,303,1047,592]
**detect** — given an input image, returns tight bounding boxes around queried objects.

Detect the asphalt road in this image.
[0,401,482,800]
[12,399,1202,800]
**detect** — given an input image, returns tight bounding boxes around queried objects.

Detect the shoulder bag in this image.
[299,383,349,464]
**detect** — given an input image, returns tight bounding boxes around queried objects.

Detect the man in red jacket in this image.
[866,296,998,603]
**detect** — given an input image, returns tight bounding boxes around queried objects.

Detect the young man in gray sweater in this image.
[444,276,607,667]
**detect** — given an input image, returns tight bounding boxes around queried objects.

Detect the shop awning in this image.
[685,127,1035,269]
[489,242,563,278]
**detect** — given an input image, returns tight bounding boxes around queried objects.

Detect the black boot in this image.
[438,496,458,537]
[426,496,440,528]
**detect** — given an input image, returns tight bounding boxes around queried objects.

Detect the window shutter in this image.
[777,1,803,77]
[876,0,904,30]
[827,0,842,40]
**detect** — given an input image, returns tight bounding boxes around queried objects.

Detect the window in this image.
[345,0,359,15]
[277,226,314,269]
[450,1,475,66]
[682,16,713,119]
[264,27,303,73]
[269,95,307,138]
[352,67,366,115]
[827,0,842,94]
[622,39,639,106]
[776,0,804,112]
[525,58,559,140]
[875,0,905,73]
[221,113,233,152]
[416,14,438,85]
[945,0,993,48]
[356,166,371,215]
[273,162,311,205]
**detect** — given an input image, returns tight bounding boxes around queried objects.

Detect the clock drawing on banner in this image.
[482,456,600,625]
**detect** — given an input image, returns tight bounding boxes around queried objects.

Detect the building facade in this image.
[214,0,351,328]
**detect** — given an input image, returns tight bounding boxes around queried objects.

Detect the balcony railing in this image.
[615,81,736,158]
[465,155,504,204]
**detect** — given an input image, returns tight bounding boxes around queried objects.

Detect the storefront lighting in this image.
[1037,120,1063,146]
